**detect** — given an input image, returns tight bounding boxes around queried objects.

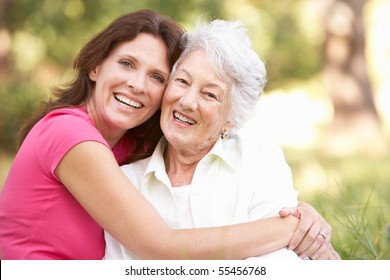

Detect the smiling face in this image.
[160,50,232,154]
[87,33,170,145]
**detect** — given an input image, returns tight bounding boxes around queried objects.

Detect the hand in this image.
[279,201,341,260]
[311,243,341,260]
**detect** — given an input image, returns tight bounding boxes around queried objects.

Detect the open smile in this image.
[173,111,197,125]
[114,93,144,109]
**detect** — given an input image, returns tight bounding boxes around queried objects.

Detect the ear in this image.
[223,120,235,132]
[88,66,99,82]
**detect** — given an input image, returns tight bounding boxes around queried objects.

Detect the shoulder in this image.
[43,107,92,127]
[21,107,109,174]
[120,157,151,189]
[38,107,102,140]
[234,134,285,160]
[120,138,166,188]
[34,107,108,160]
[121,156,151,175]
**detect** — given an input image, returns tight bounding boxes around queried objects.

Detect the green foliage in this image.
[326,183,389,260]
[248,0,323,90]
[287,149,390,259]
[0,81,44,152]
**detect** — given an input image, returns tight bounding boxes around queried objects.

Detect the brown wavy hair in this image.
[19,9,184,163]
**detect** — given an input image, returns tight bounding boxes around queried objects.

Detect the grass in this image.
[285,147,390,260]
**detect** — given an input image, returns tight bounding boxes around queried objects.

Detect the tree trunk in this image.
[320,0,385,155]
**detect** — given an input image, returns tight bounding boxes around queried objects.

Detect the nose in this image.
[126,72,145,94]
[179,88,198,111]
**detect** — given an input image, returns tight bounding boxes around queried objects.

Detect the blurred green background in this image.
[0,0,389,259]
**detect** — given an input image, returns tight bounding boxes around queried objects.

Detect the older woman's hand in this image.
[279,201,341,260]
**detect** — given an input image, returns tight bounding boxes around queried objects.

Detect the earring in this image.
[220,129,229,139]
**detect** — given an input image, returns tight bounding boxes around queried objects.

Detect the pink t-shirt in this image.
[0,107,135,259]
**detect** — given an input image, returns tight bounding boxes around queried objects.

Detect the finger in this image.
[309,238,328,260]
[293,220,323,254]
[307,231,332,259]
[288,217,311,250]
[301,244,326,260]
[279,207,300,218]
[330,247,341,260]
[323,246,340,260]
[289,202,316,250]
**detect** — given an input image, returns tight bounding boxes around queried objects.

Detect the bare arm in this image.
[56,141,299,259]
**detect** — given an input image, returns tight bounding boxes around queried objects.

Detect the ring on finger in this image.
[318,231,327,239]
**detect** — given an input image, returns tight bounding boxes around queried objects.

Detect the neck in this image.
[85,103,125,148]
[164,144,212,187]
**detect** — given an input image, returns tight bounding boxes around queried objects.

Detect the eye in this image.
[206,92,217,99]
[151,74,166,84]
[175,78,189,86]
[119,60,135,69]
[204,91,220,101]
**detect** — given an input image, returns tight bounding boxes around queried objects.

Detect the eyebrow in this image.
[178,68,225,91]
[177,68,191,78]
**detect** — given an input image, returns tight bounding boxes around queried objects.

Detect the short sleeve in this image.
[34,110,110,177]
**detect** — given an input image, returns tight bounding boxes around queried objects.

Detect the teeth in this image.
[173,111,196,125]
[115,94,142,108]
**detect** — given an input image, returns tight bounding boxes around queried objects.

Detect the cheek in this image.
[197,122,221,144]
[147,95,164,117]
[163,83,181,103]
[153,92,164,108]
[149,84,166,104]
[200,112,222,134]
[160,97,169,114]
[160,103,171,125]
[218,102,231,122]
[203,106,229,135]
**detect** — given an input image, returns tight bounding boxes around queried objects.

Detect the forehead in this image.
[111,33,170,69]
[177,50,228,89]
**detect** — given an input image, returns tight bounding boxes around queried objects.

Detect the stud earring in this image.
[220,129,229,139]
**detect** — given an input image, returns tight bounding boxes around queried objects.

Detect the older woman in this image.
[105,19,340,260]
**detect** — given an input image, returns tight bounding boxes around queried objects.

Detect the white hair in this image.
[171,19,267,131]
